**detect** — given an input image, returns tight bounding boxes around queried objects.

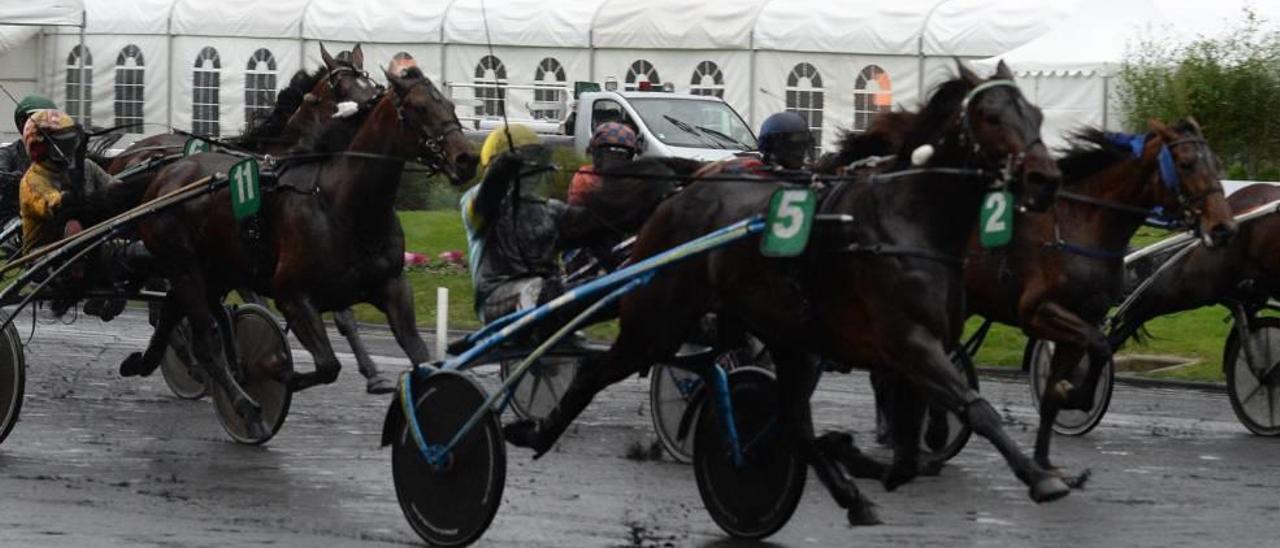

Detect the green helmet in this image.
[14,95,58,133]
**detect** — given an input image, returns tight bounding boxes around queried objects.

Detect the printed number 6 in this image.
[983,192,1007,234]
[772,190,807,239]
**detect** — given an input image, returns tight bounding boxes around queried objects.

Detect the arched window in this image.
[532,57,566,120]
[114,45,144,133]
[65,45,92,126]
[624,60,660,92]
[785,63,824,154]
[192,47,221,137]
[245,48,277,125]
[473,55,506,117]
[689,61,724,98]
[853,65,892,133]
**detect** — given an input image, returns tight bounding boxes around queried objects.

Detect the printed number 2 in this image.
[773,190,807,239]
[983,192,1007,234]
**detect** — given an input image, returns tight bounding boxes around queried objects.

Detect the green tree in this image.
[1118,10,1280,179]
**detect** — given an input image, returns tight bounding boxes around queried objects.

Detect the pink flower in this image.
[403,252,429,266]
[438,250,465,265]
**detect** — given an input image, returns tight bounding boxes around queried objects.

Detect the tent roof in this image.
[444,0,606,48]
[986,0,1280,76]
[172,0,306,39]
[754,0,1076,56]
[91,0,170,35]
[591,0,766,50]
[302,0,448,43]
[0,1,84,27]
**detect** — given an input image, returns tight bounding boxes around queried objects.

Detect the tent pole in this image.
[78,10,86,124]
[1101,75,1110,130]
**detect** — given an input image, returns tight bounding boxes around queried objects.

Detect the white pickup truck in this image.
[456,83,757,162]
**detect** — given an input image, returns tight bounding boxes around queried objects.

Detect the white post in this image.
[435,287,449,361]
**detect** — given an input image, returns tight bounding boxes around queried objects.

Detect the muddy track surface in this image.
[1,310,1278,547]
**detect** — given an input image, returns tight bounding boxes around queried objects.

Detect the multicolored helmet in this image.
[22,109,81,167]
[589,122,638,152]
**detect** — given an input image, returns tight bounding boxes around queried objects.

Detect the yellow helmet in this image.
[479,123,540,169]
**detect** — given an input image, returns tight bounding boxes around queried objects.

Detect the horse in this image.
[960,120,1235,470]
[121,66,476,427]
[1109,183,1280,354]
[502,60,1071,526]
[103,45,403,394]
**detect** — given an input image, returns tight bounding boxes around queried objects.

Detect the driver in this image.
[0,95,58,222]
[462,124,607,325]
[691,111,813,179]
[19,109,150,319]
[567,122,638,207]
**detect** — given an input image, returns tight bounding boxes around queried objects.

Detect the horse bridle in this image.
[391,79,465,178]
[957,79,1044,190]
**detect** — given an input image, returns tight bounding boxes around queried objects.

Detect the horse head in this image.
[955,59,1061,212]
[1148,118,1235,247]
[383,67,478,184]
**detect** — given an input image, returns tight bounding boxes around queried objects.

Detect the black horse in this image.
[503,61,1071,526]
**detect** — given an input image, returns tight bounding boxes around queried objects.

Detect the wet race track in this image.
[2,310,1279,547]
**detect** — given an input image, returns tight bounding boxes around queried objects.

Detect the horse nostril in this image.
[1211,223,1236,245]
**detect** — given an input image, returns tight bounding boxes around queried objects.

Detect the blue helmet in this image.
[758,112,811,155]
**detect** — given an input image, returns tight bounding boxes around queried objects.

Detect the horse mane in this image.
[1056,128,1134,184]
[236,66,328,150]
[818,112,917,173]
[893,79,972,168]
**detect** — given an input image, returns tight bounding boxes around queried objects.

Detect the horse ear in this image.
[1147,118,1170,133]
[955,58,982,86]
[1187,116,1203,132]
[994,60,1014,80]
[320,43,337,71]
[351,44,365,70]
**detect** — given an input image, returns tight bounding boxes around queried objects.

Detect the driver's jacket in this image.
[690,153,769,179]
[19,161,113,256]
[0,142,31,219]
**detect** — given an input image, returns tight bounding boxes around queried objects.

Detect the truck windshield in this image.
[628,98,757,151]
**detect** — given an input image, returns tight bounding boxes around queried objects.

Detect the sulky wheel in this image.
[392,369,505,547]
[917,350,979,462]
[1026,339,1115,436]
[1224,317,1280,436]
[211,304,293,445]
[0,322,26,446]
[160,319,207,400]
[649,362,704,463]
[694,366,805,540]
[499,356,578,420]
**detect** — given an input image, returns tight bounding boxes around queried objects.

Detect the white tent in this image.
[12,0,1103,149]
[0,1,85,141]
[979,0,1280,147]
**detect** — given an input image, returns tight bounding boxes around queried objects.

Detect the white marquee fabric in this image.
[0,1,84,28]
[15,0,1207,151]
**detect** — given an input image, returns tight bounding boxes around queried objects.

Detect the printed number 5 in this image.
[773,190,807,239]
[983,192,1007,234]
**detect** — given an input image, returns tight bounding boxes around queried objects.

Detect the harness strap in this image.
[1057,190,1152,218]
[842,243,965,268]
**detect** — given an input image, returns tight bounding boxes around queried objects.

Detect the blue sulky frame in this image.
[397,215,771,470]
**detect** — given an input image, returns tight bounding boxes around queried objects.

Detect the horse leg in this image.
[882,374,928,491]
[332,308,394,394]
[897,327,1069,503]
[174,270,261,421]
[377,274,432,365]
[771,347,880,526]
[276,295,342,392]
[120,293,184,377]
[1025,301,1108,470]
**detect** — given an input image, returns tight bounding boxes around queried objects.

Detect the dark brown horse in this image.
[963,120,1235,470]
[124,66,476,425]
[106,45,403,393]
[1109,183,1280,353]
[504,61,1072,525]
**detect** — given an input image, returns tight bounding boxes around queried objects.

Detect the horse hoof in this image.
[881,465,918,492]
[1030,475,1071,503]
[503,419,552,458]
[366,375,396,395]
[847,502,883,527]
[119,352,151,377]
